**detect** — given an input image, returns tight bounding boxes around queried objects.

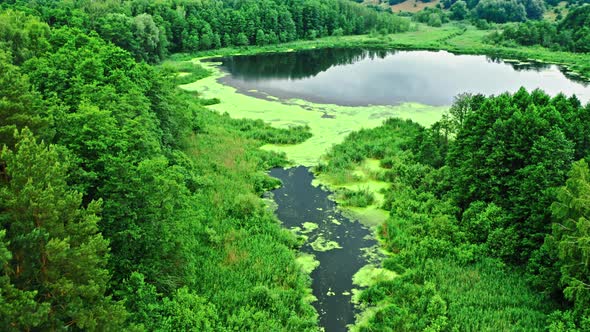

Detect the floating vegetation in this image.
[301,222,319,234]
[309,235,342,252]
[296,253,320,275]
[352,264,397,288]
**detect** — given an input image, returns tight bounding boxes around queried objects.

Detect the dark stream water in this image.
[269,167,378,332]
[209,48,590,106]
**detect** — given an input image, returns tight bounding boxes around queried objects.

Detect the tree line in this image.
[488,5,590,53]
[375,0,546,23]
[2,0,409,63]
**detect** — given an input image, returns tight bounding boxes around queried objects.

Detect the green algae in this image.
[289,226,309,243]
[261,192,279,214]
[360,244,390,266]
[290,226,302,233]
[301,222,319,234]
[352,265,397,288]
[295,253,320,304]
[343,207,389,230]
[313,159,391,230]
[309,235,342,252]
[327,216,341,225]
[180,60,447,167]
[296,252,320,275]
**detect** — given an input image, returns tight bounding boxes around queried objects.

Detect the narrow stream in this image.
[269,166,380,332]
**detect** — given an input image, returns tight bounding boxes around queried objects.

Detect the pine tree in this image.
[0,50,47,148]
[0,129,127,330]
[549,159,590,319]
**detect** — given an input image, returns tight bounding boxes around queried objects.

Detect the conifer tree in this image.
[0,129,127,330]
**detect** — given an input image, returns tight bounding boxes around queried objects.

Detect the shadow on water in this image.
[269,166,379,332]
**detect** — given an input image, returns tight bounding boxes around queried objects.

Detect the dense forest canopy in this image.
[374,0,547,22]
[1,0,409,63]
[317,89,590,330]
[0,2,332,330]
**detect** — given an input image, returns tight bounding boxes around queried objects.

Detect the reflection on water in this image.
[209,48,589,106]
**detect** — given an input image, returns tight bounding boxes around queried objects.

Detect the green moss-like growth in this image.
[309,235,342,252]
[301,222,319,234]
[352,265,397,288]
[296,253,320,275]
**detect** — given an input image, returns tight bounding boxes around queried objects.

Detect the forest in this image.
[1,0,408,63]
[317,90,590,330]
[1,0,590,331]
[0,1,335,330]
[488,5,590,52]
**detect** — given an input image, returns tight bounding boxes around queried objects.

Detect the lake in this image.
[210,48,590,106]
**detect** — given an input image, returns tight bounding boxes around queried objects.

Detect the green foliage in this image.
[441,0,545,21]
[358,258,548,331]
[321,88,590,330]
[474,0,528,23]
[448,89,585,263]
[0,8,318,329]
[337,187,376,207]
[0,230,49,331]
[132,13,167,63]
[490,5,590,52]
[0,129,127,330]
[0,10,50,64]
[12,0,409,62]
[548,160,590,326]
[450,0,470,20]
[317,118,423,178]
[413,8,449,27]
[0,50,48,148]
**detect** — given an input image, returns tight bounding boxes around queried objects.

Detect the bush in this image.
[337,187,376,207]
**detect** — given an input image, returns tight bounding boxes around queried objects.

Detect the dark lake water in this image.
[269,167,378,332]
[211,48,590,106]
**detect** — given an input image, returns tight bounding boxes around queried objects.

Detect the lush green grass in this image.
[162,60,212,85]
[336,187,376,208]
[356,257,549,331]
[169,90,321,331]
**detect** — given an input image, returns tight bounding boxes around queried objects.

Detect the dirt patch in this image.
[391,0,441,13]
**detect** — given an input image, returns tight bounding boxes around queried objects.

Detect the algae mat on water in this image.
[181,59,447,166]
